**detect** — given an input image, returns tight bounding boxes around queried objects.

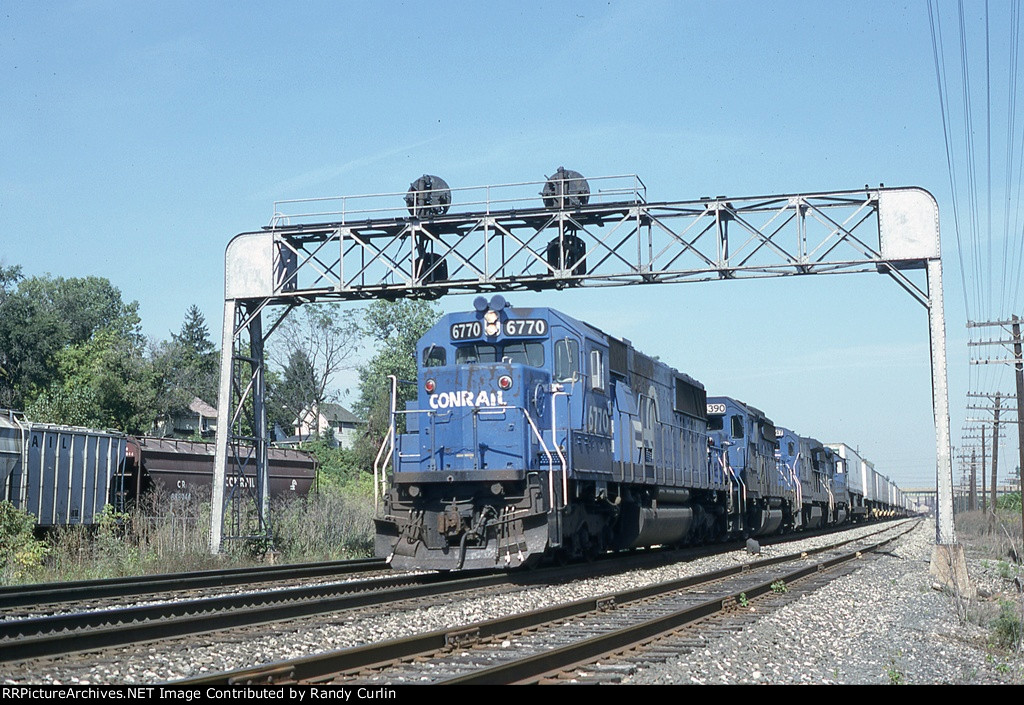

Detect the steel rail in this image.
[0,568,510,662]
[176,520,917,686]
[0,558,386,610]
[444,524,915,684]
[0,541,700,663]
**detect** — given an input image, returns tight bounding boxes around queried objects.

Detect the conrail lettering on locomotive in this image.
[427,390,507,409]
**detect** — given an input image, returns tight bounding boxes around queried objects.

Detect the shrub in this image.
[997,492,1022,513]
[0,500,49,584]
[992,599,1023,650]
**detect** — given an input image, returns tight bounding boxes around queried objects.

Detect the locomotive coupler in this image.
[455,505,498,570]
[438,502,464,538]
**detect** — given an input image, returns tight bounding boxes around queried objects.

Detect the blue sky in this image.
[2,1,1017,490]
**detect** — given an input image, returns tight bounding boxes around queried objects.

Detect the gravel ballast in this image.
[2,519,1021,685]
[624,520,1023,685]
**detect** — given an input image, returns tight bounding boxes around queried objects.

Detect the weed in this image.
[770,580,787,594]
[886,652,905,685]
[738,593,748,607]
[992,599,1023,650]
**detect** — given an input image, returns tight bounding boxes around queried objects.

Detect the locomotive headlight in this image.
[483,309,500,336]
[425,378,436,393]
[498,375,513,390]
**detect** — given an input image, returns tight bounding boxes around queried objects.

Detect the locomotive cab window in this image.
[730,415,744,439]
[502,341,544,367]
[554,338,580,382]
[589,349,605,391]
[707,415,724,431]
[423,346,446,367]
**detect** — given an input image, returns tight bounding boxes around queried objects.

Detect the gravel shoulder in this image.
[624,519,1024,685]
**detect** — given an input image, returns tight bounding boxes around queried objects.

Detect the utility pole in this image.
[959,428,983,513]
[968,316,1024,547]
[982,426,987,513]
[968,392,1006,513]
[1014,316,1024,546]
[970,447,977,511]
[992,394,1001,513]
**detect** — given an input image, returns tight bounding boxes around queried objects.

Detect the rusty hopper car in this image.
[122,436,317,505]
[0,410,128,526]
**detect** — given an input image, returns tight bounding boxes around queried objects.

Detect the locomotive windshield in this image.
[455,343,497,363]
[453,341,545,366]
[502,341,544,366]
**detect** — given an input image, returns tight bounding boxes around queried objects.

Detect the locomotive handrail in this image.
[372,375,399,512]
[550,388,569,510]
[791,460,803,510]
[516,405,559,512]
[383,403,563,509]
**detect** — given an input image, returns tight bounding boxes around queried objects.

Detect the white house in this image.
[152,397,218,439]
[293,403,365,449]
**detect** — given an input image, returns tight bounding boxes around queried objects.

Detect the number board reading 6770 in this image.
[449,318,548,340]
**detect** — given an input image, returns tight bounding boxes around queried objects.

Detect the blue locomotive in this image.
[373,297,912,570]
[775,428,846,529]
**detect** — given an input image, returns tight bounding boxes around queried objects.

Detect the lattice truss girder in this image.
[212,185,951,552]
[246,188,939,304]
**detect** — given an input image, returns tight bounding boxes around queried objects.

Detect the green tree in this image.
[28,327,156,432]
[151,305,220,427]
[17,274,142,345]
[0,272,149,424]
[268,304,361,439]
[0,267,62,409]
[270,349,318,436]
[352,299,441,468]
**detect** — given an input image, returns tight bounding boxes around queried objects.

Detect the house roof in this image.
[296,403,365,426]
[189,397,218,418]
[319,403,364,425]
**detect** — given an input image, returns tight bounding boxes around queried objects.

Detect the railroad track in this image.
[0,557,387,612]
[179,520,918,686]
[0,566,505,663]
